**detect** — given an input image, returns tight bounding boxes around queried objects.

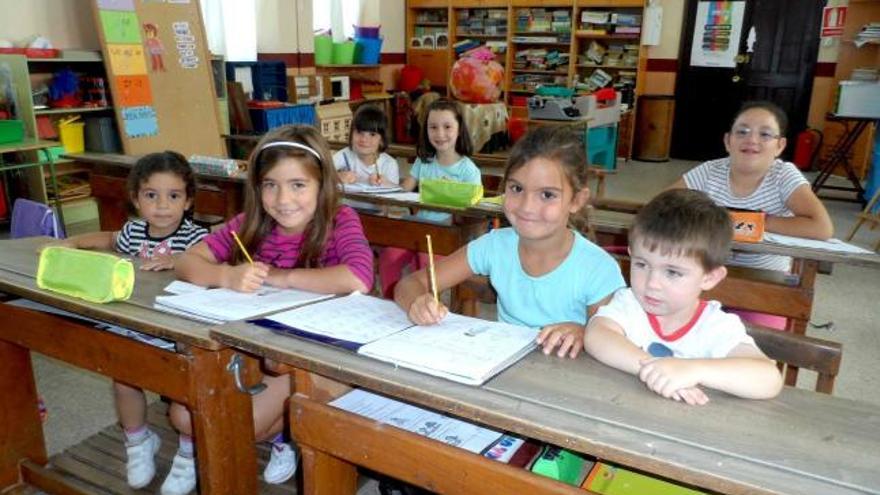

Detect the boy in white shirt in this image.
[585,189,783,405]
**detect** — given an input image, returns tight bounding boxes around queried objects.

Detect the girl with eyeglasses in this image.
[669,101,833,329]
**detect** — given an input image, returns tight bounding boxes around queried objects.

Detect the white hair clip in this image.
[258,141,322,162]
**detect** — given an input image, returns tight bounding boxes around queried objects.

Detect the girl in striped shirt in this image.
[670,101,833,329]
[167,125,374,493]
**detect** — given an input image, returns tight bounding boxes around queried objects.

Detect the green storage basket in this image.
[332,41,356,65]
[0,119,25,144]
[314,35,333,65]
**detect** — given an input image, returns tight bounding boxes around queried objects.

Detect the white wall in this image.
[0,0,98,49]
[255,0,404,54]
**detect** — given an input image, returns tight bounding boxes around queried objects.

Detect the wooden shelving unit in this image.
[405,0,647,159]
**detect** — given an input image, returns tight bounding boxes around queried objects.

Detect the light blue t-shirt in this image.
[410,156,481,224]
[467,228,625,328]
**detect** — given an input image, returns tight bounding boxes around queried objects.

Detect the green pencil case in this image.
[420,178,483,208]
[37,247,135,303]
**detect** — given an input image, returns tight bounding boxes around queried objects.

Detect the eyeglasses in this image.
[730,126,781,142]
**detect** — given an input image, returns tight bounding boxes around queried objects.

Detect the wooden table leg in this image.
[784,259,819,387]
[189,348,259,495]
[0,339,47,488]
[300,445,359,495]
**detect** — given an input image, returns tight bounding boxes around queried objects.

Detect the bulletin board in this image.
[91,0,225,156]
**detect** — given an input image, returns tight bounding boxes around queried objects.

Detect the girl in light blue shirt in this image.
[395,126,625,358]
[378,99,481,298]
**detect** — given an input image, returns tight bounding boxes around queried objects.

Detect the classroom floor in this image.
[8,157,880,476]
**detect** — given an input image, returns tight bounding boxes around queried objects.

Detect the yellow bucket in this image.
[58,117,85,154]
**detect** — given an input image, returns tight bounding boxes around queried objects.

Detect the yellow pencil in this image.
[231,230,254,265]
[426,234,438,304]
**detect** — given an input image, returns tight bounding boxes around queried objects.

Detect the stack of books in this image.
[514,48,569,71]
[580,10,611,35]
[612,13,642,36]
[855,23,880,48]
[456,9,508,37]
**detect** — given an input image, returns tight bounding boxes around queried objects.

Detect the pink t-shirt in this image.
[204,205,374,289]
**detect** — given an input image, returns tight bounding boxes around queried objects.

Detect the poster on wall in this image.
[690,1,745,68]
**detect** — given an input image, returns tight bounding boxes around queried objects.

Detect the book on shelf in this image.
[251,293,540,386]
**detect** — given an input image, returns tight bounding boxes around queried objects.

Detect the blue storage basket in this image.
[226,61,288,101]
[586,124,618,170]
[355,37,383,64]
[249,104,317,133]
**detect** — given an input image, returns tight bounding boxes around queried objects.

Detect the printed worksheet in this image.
[265,293,413,345]
[330,389,502,453]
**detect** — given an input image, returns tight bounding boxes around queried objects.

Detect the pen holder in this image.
[729,210,765,243]
[37,247,134,303]
[420,179,483,208]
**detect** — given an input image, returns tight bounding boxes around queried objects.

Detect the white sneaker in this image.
[263,443,297,484]
[124,429,160,489]
[161,453,197,495]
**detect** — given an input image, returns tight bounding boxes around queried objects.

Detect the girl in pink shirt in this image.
[162,125,373,494]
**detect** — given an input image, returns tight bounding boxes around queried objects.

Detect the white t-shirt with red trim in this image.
[593,288,755,359]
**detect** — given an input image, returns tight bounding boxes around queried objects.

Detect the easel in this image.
[811,114,874,206]
[846,187,880,252]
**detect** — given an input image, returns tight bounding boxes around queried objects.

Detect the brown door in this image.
[671,0,826,161]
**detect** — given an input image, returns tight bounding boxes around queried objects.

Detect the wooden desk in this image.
[211,320,880,495]
[0,237,262,494]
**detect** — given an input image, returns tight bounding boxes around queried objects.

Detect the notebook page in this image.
[265,293,413,345]
[154,286,332,322]
[358,313,539,385]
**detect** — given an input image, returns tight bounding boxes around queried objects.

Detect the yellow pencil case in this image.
[420,179,484,208]
[37,247,135,303]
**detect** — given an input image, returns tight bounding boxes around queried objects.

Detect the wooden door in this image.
[671,0,825,161]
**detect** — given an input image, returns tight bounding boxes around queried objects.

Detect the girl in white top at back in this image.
[333,104,399,187]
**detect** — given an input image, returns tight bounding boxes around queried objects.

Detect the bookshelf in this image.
[450,5,510,98]
[404,0,648,158]
[507,4,574,106]
[407,1,451,89]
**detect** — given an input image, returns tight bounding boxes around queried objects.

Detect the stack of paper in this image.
[154,286,332,324]
[342,183,403,194]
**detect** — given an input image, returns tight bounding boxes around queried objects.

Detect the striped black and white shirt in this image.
[684,157,809,272]
[115,218,208,259]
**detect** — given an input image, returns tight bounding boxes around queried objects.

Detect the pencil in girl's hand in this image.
[426,234,438,304]
[231,230,254,265]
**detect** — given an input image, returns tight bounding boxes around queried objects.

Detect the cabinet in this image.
[407,2,451,88]
[0,51,114,230]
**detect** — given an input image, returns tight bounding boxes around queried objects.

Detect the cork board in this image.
[91,0,225,156]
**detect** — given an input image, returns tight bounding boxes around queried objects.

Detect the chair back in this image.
[11,198,65,239]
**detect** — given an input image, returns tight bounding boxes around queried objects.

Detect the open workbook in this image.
[154,285,333,324]
[251,293,540,386]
